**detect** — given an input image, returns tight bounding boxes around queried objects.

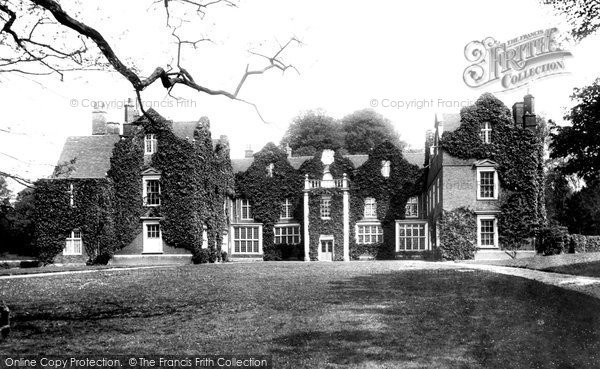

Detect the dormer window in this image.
[381,160,391,178]
[280,198,293,220]
[267,163,274,178]
[364,197,377,218]
[479,122,492,144]
[405,196,418,218]
[241,199,253,220]
[145,134,157,155]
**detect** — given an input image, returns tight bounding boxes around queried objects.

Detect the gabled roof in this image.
[473,159,498,167]
[54,135,121,179]
[230,151,424,174]
[436,113,461,133]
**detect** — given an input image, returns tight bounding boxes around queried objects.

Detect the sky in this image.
[1,0,600,194]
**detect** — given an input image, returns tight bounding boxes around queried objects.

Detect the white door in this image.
[319,238,334,261]
[143,222,163,253]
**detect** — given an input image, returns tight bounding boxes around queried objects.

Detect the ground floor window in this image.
[356,223,383,244]
[396,222,427,251]
[274,224,301,245]
[64,229,82,255]
[233,226,261,253]
[477,215,498,248]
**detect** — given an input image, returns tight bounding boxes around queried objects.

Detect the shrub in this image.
[568,234,600,253]
[536,226,569,255]
[192,249,211,264]
[221,251,229,262]
[263,244,304,261]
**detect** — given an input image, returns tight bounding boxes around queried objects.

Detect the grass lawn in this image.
[1,261,599,368]
[543,260,600,277]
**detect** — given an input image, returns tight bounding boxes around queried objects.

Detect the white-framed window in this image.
[320,195,331,219]
[144,134,157,155]
[233,225,261,253]
[363,197,377,218]
[147,223,160,238]
[241,199,253,220]
[280,198,293,220]
[476,167,498,200]
[437,177,441,205]
[396,222,428,251]
[64,229,83,255]
[143,176,161,206]
[477,214,498,248]
[266,163,274,178]
[405,196,418,218]
[274,224,301,244]
[68,183,74,207]
[381,160,391,178]
[356,223,383,244]
[480,121,492,144]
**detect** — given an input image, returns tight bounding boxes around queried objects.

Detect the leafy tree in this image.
[566,176,600,235]
[281,110,345,156]
[341,109,405,154]
[550,79,600,181]
[0,177,13,254]
[8,188,37,256]
[542,0,600,41]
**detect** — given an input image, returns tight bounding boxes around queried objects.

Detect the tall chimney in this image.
[512,102,524,127]
[523,94,536,132]
[244,145,254,158]
[285,144,292,158]
[92,109,107,135]
[106,122,120,135]
[124,98,139,123]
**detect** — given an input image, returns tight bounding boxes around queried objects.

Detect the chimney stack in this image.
[285,144,292,158]
[244,145,254,158]
[523,94,536,132]
[512,102,524,127]
[124,98,139,123]
[106,122,120,135]
[92,108,107,135]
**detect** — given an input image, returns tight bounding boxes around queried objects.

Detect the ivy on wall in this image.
[441,93,546,250]
[33,179,116,264]
[437,207,477,260]
[35,109,232,264]
[235,143,303,258]
[298,150,354,260]
[349,141,424,259]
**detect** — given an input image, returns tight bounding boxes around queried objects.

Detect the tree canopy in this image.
[281,110,345,156]
[543,0,600,41]
[281,108,404,156]
[550,78,600,180]
[341,109,405,154]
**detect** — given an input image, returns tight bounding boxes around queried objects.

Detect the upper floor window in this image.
[405,196,418,218]
[479,122,492,144]
[280,198,293,220]
[266,163,274,178]
[145,134,157,155]
[64,229,82,255]
[143,177,161,206]
[364,197,377,218]
[381,160,391,178]
[320,195,331,219]
[241,199,253,220]
[477,168,498,200]
[68,183,74,207]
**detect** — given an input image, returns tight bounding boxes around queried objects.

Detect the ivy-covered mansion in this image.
[36,93,543,264]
